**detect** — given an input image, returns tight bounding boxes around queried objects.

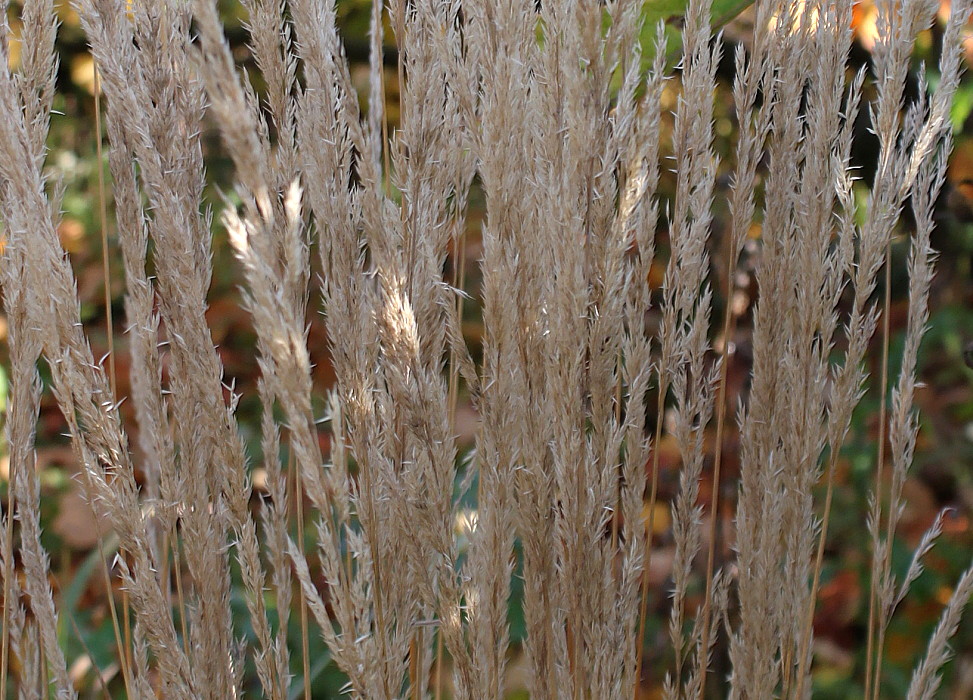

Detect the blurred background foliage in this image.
[1,0,973,697]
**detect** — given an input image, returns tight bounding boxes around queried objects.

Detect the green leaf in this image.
[950,79,973,132]
[58,534,119,650]
[643,0,698,26]
[61,535,119,616]
[711,0,757,28]
[641,0,756,64]
[643,0,755,27]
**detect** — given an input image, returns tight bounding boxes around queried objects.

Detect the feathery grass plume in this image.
[0,187,73,700]
[696,2,781,693]
[729,4,807,686]
[863,5,946,692]
[0,8,196,698]
[0,507,27,699]
[616,20,668,700]
[436,1,539,693]
[770,3,859,692]
[190,10,308,693]
[197,0,484,695]
[373,3,478,693]
[76,2,266,695]
[286,0,413,694]
[1,0,973,697]
[868,5,972,692]
[0,1,19,678]
[457,0,672,695]
[657,0,721,696]
[457,5,563,694]
[727,0,973,696]
[0,2,71,697]
[1,268,72,700]
[92,5,185,694]
[907,562,973,700]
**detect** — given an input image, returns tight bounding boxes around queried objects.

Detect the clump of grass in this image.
[0,0,971,698]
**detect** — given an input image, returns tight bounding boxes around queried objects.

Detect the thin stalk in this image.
[366,2,392,688]
[611,349,623,555]
[781,635,794,698]
[95,527,132,698]
[94,63,115,395]
[864,247,892,700]
[161,528,172,613]
[381,8,392,199]
[1,462,16,700]
[40,642,47,700]
[447,235,467,424]
[614,49,629,563]
[434,631,444,700]
[362,444,390,699]
[635,376,670,700]
[409,637,420,700]
[293,446,311,700]
[565,622,578,699]
[66,613,112,699]
[122,589,132,692]
[439,195,468,700]
[871,245,895,700]
[93,63,133,698]
[793,444,842,700]
[171,523,190,659]
[698,247,740,700]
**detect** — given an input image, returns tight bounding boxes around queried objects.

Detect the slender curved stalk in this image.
[635,379,670,699]
[94,62,133,699]
[865,248,893,700]
[697,228,742,699]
